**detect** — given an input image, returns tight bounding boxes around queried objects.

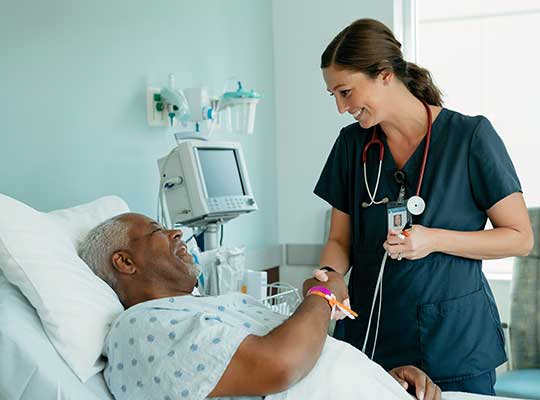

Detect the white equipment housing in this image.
[158,140,257,227]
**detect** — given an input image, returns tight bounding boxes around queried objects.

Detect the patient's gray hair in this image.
[78,215,130,291]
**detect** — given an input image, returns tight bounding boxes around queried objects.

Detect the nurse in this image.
[314,18,534,395]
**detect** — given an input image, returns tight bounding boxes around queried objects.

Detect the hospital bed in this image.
[0,194,521,400]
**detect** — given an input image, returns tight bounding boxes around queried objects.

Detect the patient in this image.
[79,213,441,400]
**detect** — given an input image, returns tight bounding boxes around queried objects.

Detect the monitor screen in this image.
[197,148,245,197]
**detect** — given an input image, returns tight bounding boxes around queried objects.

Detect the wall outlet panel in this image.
[147,86,180,127]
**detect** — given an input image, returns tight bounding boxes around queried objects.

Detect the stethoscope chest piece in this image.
[407,195,425,216]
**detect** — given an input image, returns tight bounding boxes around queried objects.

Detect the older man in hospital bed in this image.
[78,212,452,400]
[0,195,518,400]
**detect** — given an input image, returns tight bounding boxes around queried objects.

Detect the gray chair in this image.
[495,207,540,399]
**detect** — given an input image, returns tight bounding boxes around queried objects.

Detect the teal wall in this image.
[0,0,278,249]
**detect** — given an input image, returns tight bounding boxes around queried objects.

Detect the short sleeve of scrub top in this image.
[314,129,355,214]
[468,117,522,210]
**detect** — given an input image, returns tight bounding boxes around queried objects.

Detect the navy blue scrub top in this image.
[314,108,521,382]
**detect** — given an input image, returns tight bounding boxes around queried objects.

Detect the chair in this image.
[495,208,540,399]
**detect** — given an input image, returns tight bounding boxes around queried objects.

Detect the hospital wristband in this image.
[307,285,333,297]
[307,286,359,319]
[308,291,335,312]
[307,286,335,311]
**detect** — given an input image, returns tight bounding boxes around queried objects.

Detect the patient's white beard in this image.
[187,262,202,281]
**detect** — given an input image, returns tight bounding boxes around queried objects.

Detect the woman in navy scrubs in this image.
[314,19,534,395]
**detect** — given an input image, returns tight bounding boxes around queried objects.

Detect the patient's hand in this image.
[389,365,441,400]
[302,273,348,303]
[312,268,350,320]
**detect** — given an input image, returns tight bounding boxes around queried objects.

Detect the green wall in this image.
[0,0,278,249]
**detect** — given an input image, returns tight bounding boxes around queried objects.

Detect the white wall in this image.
[272,0,395,245]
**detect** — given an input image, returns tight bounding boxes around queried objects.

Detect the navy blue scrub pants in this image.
[436,370,496,395]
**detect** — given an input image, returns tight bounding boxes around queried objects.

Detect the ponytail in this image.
[404,62,443,107]
[322,19,444,106]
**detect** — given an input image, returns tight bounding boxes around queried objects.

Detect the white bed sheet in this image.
[0,270,519,400]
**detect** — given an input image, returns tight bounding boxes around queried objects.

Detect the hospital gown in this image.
[104,293,411,400]
[104,293,286,400]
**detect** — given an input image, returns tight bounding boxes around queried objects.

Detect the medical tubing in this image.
[363,160,385,205]
[361,250,387,356]
[415,101,432,196]
[371,267,384,360]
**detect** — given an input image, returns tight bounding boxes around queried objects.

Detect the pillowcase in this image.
[0,270,112,399]
[0,194,127,381]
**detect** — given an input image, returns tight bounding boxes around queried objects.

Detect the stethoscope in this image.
[361,100,432,216]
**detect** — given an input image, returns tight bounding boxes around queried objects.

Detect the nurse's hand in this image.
[384,225,434,260]
[311,268,350,320]
[389,365,441,400]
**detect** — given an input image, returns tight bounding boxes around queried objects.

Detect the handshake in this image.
[303,266,353,320]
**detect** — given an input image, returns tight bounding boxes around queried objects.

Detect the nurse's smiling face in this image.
[323,64,391,129]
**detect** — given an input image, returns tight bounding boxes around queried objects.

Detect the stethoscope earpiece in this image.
[361,197,389,208]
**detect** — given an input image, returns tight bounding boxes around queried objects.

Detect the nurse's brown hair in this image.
[321,18,443,106]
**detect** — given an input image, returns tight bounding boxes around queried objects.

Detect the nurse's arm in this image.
[319,207,351,274]
[432,192,533,259]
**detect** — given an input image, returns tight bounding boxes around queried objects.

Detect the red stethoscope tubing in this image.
[362,101,432,198]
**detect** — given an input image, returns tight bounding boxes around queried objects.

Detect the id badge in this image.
[386,201,410,232]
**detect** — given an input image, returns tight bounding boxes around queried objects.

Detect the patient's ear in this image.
[111,251,137,275]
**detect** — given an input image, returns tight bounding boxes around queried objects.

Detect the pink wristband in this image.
[307,286,333,297]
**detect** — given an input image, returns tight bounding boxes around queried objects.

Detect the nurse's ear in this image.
[111,251,137,275]
[378,69,394,86]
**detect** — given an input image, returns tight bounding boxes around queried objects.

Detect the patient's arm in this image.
[208,276,347,397]
[390,366,441,400]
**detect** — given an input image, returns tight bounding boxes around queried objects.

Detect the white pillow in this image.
[0,194,127,381]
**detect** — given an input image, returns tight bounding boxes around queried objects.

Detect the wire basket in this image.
[260,282,302,316]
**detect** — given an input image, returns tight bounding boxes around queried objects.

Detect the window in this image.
[416,0,540,277]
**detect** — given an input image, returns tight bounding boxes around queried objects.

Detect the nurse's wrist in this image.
[430,228,444,253]
[320,265,344,275]
[320,265,337,273]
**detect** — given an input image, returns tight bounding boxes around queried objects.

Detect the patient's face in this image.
[122,214,200,286]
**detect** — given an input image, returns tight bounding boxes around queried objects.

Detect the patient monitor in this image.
[158,139,257,229]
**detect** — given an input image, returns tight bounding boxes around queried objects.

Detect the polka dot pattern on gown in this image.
[105,293,274,400]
